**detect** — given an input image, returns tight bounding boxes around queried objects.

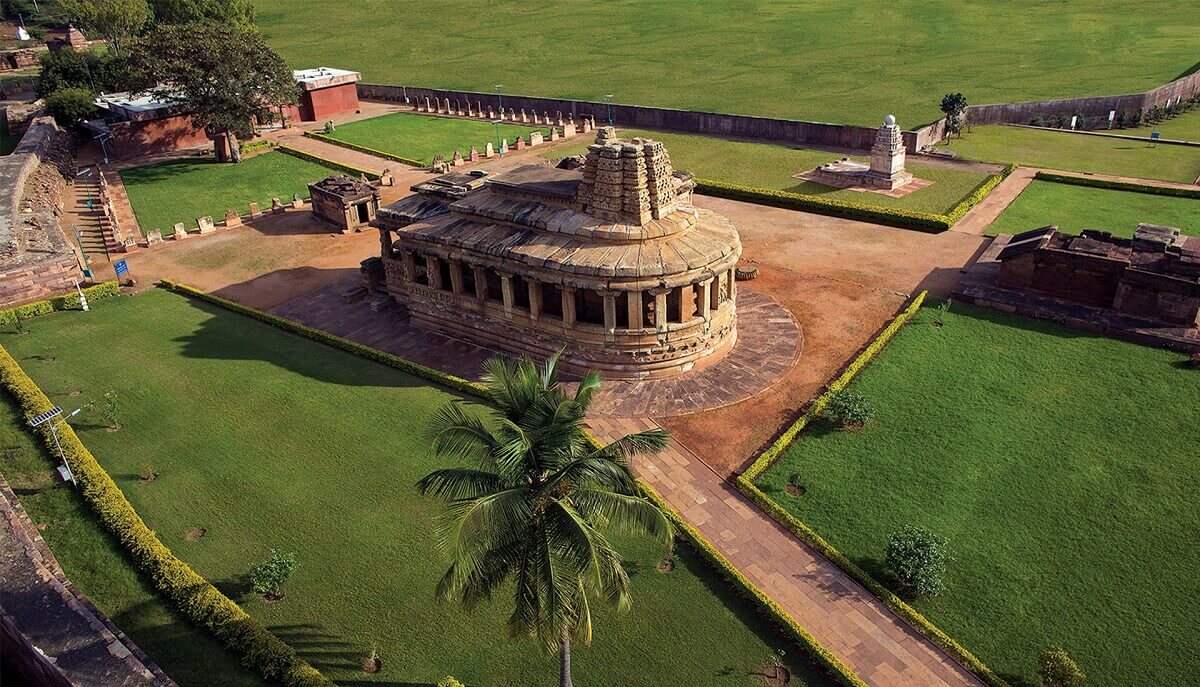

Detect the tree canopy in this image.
[58,0,152,56]
[126,21,296,160]
[37,48,128,97]
[149,0,254,28]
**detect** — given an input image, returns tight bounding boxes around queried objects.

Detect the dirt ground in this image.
[657,197,987,474]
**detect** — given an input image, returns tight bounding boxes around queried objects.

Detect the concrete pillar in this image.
[500,273,514,316]
[473,266,488,301]
[654,291,668,331]
[448,260,464,296]
[427,256,443,290]
[562,287,577,326]
[528,279,542,320]
[626,290,642,329]
[697,278,712,320]
[603,292,617,333]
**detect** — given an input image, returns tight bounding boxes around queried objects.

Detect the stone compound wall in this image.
[965,71,1200,129]
[0,116,82,307]
[358,84,945,153]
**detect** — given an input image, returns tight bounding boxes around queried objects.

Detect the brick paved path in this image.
[0,476,174,686]
[587,417,986,687]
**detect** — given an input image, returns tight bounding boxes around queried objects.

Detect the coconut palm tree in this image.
[417,351,673,687]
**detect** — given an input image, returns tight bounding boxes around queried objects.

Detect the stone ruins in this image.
[807,114,915,191]
[365,127,743,378]
[308,175,381,233]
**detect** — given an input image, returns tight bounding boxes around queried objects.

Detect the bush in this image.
[37,48,127,98]
[823,389,875,428]
[1038,646,1085,687]
[437,678,464,687]
[885,525,949,597]
[250,549,298,597]
[0,281,120,327]
[45,87,99,127]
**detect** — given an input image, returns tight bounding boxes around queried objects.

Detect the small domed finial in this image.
[884,114,896,126]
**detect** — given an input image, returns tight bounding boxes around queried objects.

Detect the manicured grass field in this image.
[255,0,1199,126]
[0,290,836,687]
[0,399,264,687]
[986,180,1200,237]
[120,152,338,234]
[321,112,547,165]
[943,125,1200,183]
[755,303,1200,687]
[1124,108,1200,142]
[547,129,993,215]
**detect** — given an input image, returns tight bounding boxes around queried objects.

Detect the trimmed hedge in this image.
[1033,171,1200,199]
[735,292,1011,687]
[696,163,1015,233]
[301,131,425,168]
[0,345,333,687]
[276,145,382,181]
[166,279,872,687]
[238,139,276,156]
[0,281,121,326]
[159,280,483,397]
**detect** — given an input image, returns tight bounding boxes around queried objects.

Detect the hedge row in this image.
[735,291,1011,687]
[238,139,276,156]
[301,131,425,168]
[160,280,483,397]
[169,279,872,687]
[0,345,333,687]
[0,281,121,326]
[276,145,382,181]
[1033,171,1200,200]
[696,163,1015,234]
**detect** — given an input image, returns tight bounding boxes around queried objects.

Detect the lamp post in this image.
[29,406,82,485]
[604,95,614,126]
[494,84,504,148]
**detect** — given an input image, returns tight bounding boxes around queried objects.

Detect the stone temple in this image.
[808,114,914,191]
[365,127,743,378]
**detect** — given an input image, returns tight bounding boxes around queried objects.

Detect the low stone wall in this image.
[358,83,944,153]
[0,116,82,307]
[965,71,1200,129]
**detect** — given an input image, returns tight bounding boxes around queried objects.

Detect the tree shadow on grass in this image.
[268,622,363,673]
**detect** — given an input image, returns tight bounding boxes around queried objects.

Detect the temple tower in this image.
[866,115,913,190]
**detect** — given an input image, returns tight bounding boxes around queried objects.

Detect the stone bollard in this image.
[224,209,242,227]
[196,216,215,234]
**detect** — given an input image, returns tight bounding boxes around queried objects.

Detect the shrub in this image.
[885,525,949,597]
[437,677,464,687]
[1038,646,1085,687]
[45,87,99,127]
[250,549,298,597]
[823,389,876,428]
[0,281,120,327]
[138,463,157,481]
[1029,114,1044,127]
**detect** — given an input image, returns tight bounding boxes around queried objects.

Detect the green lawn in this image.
[322,112,548,165]
[120,152,339,234]
[942,125,1200,183]
[0,290,837,687]
[255,0,1198,127]
[1123,108,1200,142]
[547,129,993,215]
[986,180,1200,237]
[755,302,1200,687]
[0,398,264,687]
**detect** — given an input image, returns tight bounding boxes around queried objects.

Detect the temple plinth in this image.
[366,128,743,379]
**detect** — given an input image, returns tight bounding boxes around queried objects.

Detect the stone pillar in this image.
[378,227,393,258]
[402,251,416,284]
[427,256,443,290]
[449,261,464,296]
[528,279,542,320]
[697,278,713,320]
[603,292,618,333]
[562,287,577,326]
[500,273,514,317]
[473,266,488,301]
[626,290,642,329]
[653,291,668,331]
[679,283,695,321]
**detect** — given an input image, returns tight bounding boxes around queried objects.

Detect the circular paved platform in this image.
[582,288,802,418]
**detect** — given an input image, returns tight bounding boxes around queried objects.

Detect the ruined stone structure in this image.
[367,128,742,378]
[996,224,1200,326]
[308,175,380,233]
[807,115,914,191]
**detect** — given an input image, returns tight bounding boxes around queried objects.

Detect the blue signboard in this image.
[1149,131,1161,141]
[114,259,129,277]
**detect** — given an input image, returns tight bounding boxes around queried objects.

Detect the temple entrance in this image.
[356,203,370,223]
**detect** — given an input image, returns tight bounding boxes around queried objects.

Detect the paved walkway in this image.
[586,417,984,687]
[0,477,174,686]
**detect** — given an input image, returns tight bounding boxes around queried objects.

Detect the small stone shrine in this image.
[367,127,743,378]
[806,115,915,191]
[308,175,381,233]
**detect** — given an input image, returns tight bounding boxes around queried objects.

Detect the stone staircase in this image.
[69,171,117,260]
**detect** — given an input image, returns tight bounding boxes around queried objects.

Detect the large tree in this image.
[149,0,254,28]
[417,352,673,687]
[940,92,969,138]
[59,0,152,57]
[126,22,296,161]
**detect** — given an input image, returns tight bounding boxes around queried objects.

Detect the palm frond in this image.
[571,488,674,548]
[590,428,671,462]
[427,401,500,469]
[415,468,503,501]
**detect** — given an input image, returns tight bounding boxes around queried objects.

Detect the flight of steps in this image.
[71,170,117,259]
